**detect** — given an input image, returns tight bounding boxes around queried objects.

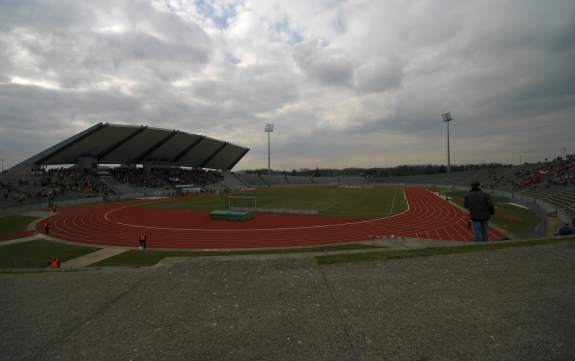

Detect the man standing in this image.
[464,182,495,242]
[139,232,147,250]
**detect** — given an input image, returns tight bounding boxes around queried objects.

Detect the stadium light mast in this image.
[442,112,453,173]
[264,123,274,175]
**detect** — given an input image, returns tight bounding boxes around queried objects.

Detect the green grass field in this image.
[443,190,540,238]
[316,236,575,265]
[94,243,385,267]
[0,215,38,235]
[0,240,99,268]
[141,186,407,219]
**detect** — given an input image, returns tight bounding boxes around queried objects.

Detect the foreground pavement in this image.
[2,242,575,361]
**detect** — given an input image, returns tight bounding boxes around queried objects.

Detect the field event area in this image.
[142,186,407,219]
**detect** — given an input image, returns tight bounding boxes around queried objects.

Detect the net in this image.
[227,196,257,210]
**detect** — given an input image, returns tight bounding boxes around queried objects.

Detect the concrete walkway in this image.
[61,248,129,269]
[4,242,575,361]
[24,211,54,231]
[0,234,41,246]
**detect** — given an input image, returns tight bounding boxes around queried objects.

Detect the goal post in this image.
[227,196,257,210]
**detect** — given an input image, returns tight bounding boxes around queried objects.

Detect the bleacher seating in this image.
[366,166,532,191]
[260,175,288,185]
[0,168,114,208]
[311,176,338,185]
[235,173,266,186]
[219,172,246,188]
[286,176,313,184]
[522,186,575,218]
[339,177,365,185]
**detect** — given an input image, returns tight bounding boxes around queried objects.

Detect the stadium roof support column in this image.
[97,125,147,164]
[131,130,179,164]
[226,148,250,171]
[199,142,228,168]
[172,136,205,162]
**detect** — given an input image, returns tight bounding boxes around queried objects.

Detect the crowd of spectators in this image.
[42,168,111,194]
[0,168,113,205]
[151,168,223,187]
[0,181,37,203]
[513,155,575,189]
[110,167,166,188]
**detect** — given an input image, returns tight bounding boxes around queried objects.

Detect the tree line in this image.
[241,163,513,177]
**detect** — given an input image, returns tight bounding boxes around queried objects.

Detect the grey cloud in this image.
[0,83,140,128]
[193,64,299,114]
[0,0,93,32]
[293,41,354,86]
[1,0,574,170]
[0,0,211,88]
[354,58,403,93]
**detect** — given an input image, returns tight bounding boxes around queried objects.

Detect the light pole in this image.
[264,123,274,175]
[442,112,453,172]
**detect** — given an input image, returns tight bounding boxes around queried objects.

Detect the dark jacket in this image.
[464,190,495,221]
[557,225,575,236]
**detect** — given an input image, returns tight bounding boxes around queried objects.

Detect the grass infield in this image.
[141,186,407,219]
[315,236,575,265]
[0,240,99,268]
[0,215,39,235]
[94,243,384,267]
[444,190,539,238]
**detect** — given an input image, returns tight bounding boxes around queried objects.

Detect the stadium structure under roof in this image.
[9,123,249,172]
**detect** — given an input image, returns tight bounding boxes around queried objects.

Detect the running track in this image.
[37,187,506,249]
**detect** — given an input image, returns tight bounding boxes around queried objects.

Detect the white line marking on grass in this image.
[503,202,529,209]
[389,189,398,215]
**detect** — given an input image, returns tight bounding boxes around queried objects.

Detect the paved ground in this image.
[60,248,128,269]
[2,242,575,361]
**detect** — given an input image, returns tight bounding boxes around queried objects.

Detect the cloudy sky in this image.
[0,0,574,171]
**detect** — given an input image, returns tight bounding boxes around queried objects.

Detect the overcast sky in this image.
[1,0,574,171]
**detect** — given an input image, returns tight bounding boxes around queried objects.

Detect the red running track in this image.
[37,187,507,249]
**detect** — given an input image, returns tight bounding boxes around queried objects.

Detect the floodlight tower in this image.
[264,123,274,175]
[442,112,453,173]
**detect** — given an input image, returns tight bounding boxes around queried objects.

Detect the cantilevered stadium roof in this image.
[10,123,249,171]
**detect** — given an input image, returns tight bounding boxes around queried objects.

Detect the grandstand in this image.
[3,122,572,225]
[311,176,339,185]
[339,176,365,185]
[9,123,249,173]
[366,166,529,191]
[363,160,575,222]
[261,175,289,186]
[235,173,266,186]
[286,175,313,184]
[1,123,249,212]
[522,186,575,218]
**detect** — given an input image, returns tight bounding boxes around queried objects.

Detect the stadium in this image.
[2,122,573,249]
[2,122,575,359]
[2,1,575,360]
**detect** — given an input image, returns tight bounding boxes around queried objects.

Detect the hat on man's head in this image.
[471,181,481,190]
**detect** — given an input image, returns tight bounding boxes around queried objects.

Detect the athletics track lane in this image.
[37,187,507,249]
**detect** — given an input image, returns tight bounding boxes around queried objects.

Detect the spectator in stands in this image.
[557,223,574,236]
[464,181,495,242]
